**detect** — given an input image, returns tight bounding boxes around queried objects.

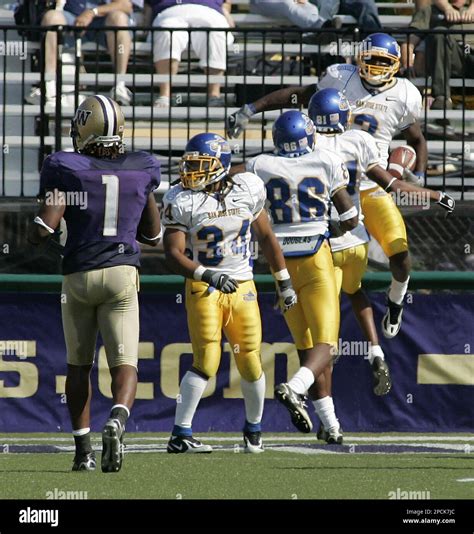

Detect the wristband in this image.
[91,7,99,16]
[274,268,290,281]
[384,177,397,191]
[34,216,55,234]
[339,205,358,222]
[193,265,206,281]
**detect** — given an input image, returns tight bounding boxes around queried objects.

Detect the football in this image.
[388,145,417,179]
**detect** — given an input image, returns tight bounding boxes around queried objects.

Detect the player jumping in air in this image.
[231,111,358,433]
[307,88,455,443]
[28,96,161,472]
[162,132,297,453]
[226,32,428,340]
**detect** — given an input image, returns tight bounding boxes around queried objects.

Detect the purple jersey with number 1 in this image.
[40,150,160,275]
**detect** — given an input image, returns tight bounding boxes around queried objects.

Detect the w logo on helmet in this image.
[74,109,92,127]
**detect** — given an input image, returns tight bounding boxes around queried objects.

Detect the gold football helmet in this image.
[70,95,124,154]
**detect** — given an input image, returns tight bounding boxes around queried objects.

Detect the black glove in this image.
[276,278,298,312]
[437,192,455,213]
[226,104,255,139]
[202,269,239,293]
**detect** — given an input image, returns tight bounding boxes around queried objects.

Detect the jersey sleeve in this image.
[358,131,381,171]
[245,155,259,175]
[248,173,267,219]
[161,186,191,232]
[329,154,350,197]
[316,63,357,92]
[40,155,63,193]
[399,80,422,131]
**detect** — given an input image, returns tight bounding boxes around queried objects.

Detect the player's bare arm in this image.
[136,192,161,246]
[163,227,238,294]
[331,188,359,232]
[402,122,428,175]
[251,210,297,312]
[368,166,456,213]
[227,85,314,138]
[27,189,65,245]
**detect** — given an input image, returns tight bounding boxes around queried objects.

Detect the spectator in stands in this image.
[26,0,135,106]
[337,0,382,31]
[400,0,431,77]
[146,0,234,108]
[249,0,339,29]
[427,0,474,109]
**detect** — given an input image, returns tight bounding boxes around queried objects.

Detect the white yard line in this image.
[456,478,474,482]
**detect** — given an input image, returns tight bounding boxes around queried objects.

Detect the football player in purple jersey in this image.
[28,95,161,473]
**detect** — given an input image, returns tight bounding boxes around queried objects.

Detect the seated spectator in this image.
[428,0,474,109]
[338,0,382,32]
[399,0,432,77]
[249,0,339,29]
[26,0,134,106]
[146,0,234,108]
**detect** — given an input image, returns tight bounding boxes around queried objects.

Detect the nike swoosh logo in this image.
[386,96,397,101]
[173,443,184,451]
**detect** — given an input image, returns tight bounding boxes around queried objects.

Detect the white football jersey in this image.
[317,63,422,190]
[246,149,349,256]
[162,173,266,281]
[316,130,378,251]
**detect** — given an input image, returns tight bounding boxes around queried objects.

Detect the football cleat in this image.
[382,296,404,338]
[274,383,313,433]
[101,418,124,473]
[243,431,264,454]
[372,356,392,396]
[72,451,96,472]
[317,423,343,445]
[167,435,213,454]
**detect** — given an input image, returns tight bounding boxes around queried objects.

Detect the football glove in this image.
[437,192,455,213]
[226,104,255,139]
[276,278,298,313]
[202,269,239,293]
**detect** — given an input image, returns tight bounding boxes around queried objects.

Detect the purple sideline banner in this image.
[0,291,472,433]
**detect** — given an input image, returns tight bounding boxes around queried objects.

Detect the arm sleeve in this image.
[399,82,422,131]
[146,156,161,193]
[245,156,258,174]
[161,189,190,231]
[316,64,353,92]
[330,157,350,197]
[40,156,63,193]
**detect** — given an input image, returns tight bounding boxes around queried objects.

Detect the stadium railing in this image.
[0,23,473,199]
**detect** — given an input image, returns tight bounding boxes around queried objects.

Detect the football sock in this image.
[110,404,130,429]
[241,373,266,430]
[288,366,315,395]
[72,427,92,455]
[174,370,208,434]
[313,396,339,431]
[367,344,385,365]
[389,276,410,305]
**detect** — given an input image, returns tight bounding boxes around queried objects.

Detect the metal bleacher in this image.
[0,1,473,200]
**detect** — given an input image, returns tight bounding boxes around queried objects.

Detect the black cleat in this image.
[72,451,96,472]
[167,435,213,454]
[274,383,313,433]
[101,418,124,473]
[382,296,404,338]
[243,431,264,454]
[317,423,343,445]
[372,356,392,396]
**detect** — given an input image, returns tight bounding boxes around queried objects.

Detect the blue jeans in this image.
[250,0,325,29]
[339,0,381,31]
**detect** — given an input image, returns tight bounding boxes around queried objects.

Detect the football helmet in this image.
[179,133,232,191]
[70,95,124,153]
[357,32,401,85]
[308,88,351,133]
[272,110,315,157]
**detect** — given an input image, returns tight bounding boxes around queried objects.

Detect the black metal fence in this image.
[0,24,473,199]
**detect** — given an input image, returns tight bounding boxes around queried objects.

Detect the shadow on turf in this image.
[0,468,70,473]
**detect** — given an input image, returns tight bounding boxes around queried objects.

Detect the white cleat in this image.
[243,431,264,454]
[167,435,213,453]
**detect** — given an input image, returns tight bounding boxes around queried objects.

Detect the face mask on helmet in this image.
[357,34,401,85]
[179,153,228,191]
